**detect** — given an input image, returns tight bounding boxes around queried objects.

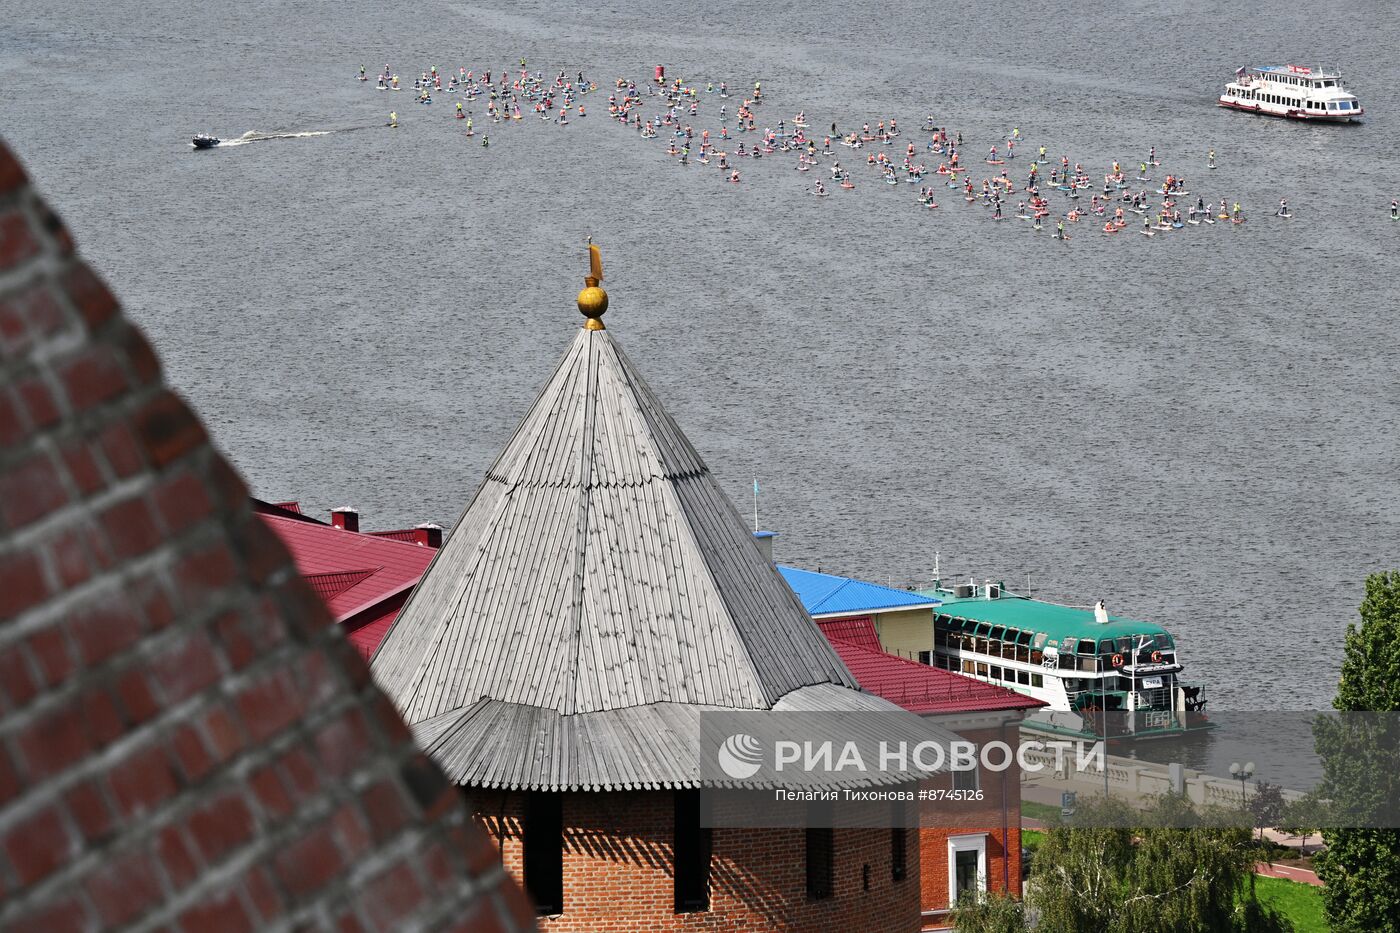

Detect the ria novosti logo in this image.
[717,733,764,779]
[713,730,1104,781]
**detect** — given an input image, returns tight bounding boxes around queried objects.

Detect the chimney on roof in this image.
[753,530,778,564]
[414,522,444,548]
[331,507,359,533]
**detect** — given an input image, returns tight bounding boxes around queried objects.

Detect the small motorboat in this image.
[191,134,220,149]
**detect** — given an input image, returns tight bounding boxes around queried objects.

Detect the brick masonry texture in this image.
[470,790,922,932]
[0,136,534,932]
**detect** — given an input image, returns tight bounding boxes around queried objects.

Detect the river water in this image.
[3,0,1397,711]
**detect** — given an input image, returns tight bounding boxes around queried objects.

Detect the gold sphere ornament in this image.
[577,283,608,321]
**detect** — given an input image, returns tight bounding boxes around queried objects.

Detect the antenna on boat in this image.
[933,550,940,587]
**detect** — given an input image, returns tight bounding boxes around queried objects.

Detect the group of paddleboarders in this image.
[588,66,1279,239]
[360,61,1290,240]
[362,62,598,151]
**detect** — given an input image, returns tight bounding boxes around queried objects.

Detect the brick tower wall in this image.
[470,789,922,933]
[916,722,1024,916]
[0,137,533,931]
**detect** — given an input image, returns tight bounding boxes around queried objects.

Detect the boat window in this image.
[1017,670,1030,685]
[1017,629,1032,646]
[991,665,1002,681]
[1029,649,1042,665]
[1077,639,1096,655]
[1030,674,1043,688]
[1059,654,1076,670]
[975,662,988,676]
[1115,637,1131,653]
[1032,632,1046,649]
[1079,657,1097,673]
[1098,639,1114,654]
[962,659,974,674]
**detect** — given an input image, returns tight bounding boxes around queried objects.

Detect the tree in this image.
[1248,781,1286,842]
[1315,571,1400,932]
[951,890,1025,933]
[1279,790,1332,854]
[1028,794,1291,933]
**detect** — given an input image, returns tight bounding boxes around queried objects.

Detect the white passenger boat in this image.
[1218,65,1363,122]
[915,580,1212,739]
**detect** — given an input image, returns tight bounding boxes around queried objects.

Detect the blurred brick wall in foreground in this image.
[0,137,533,932]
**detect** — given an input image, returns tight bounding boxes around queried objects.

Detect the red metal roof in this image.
[816,616,884,652]
[258,512,437,654]
[819,617,1044,714]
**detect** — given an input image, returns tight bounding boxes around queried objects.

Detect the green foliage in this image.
[1027,794,1292,932]
[1315,828,1400,932]
[1317,571,1400,932]
[1279,791,1333,852]
[1250,782,1287,838]
[1335,571,1400,712]
[951,890,1026,933]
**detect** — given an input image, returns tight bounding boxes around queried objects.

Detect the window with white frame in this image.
[947,834,987,907]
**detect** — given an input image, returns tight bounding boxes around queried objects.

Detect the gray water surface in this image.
[2,0,1396,709]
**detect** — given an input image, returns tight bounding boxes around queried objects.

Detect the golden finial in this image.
[577,237,608,330]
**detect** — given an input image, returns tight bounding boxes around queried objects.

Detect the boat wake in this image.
[216,129,333,147]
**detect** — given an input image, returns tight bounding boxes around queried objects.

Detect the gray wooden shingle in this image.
[372,322,920,790]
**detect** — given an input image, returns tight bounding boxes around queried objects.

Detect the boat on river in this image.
[914,579,1212,740]
[1218,65,1363,121]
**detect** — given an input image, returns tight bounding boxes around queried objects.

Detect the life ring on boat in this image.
[1111,653,1124,668]
[1151,650,1163,663]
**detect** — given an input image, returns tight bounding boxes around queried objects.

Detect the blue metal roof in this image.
[778,566,941,616]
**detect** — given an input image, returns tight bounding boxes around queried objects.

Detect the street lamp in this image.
[1229,761,1255,807]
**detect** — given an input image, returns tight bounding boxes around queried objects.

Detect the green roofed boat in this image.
[913,580,1212,740]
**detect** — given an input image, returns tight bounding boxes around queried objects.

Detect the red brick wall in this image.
[0,137,532,931]
[916,724,1023,915]
[470,790,922,932]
